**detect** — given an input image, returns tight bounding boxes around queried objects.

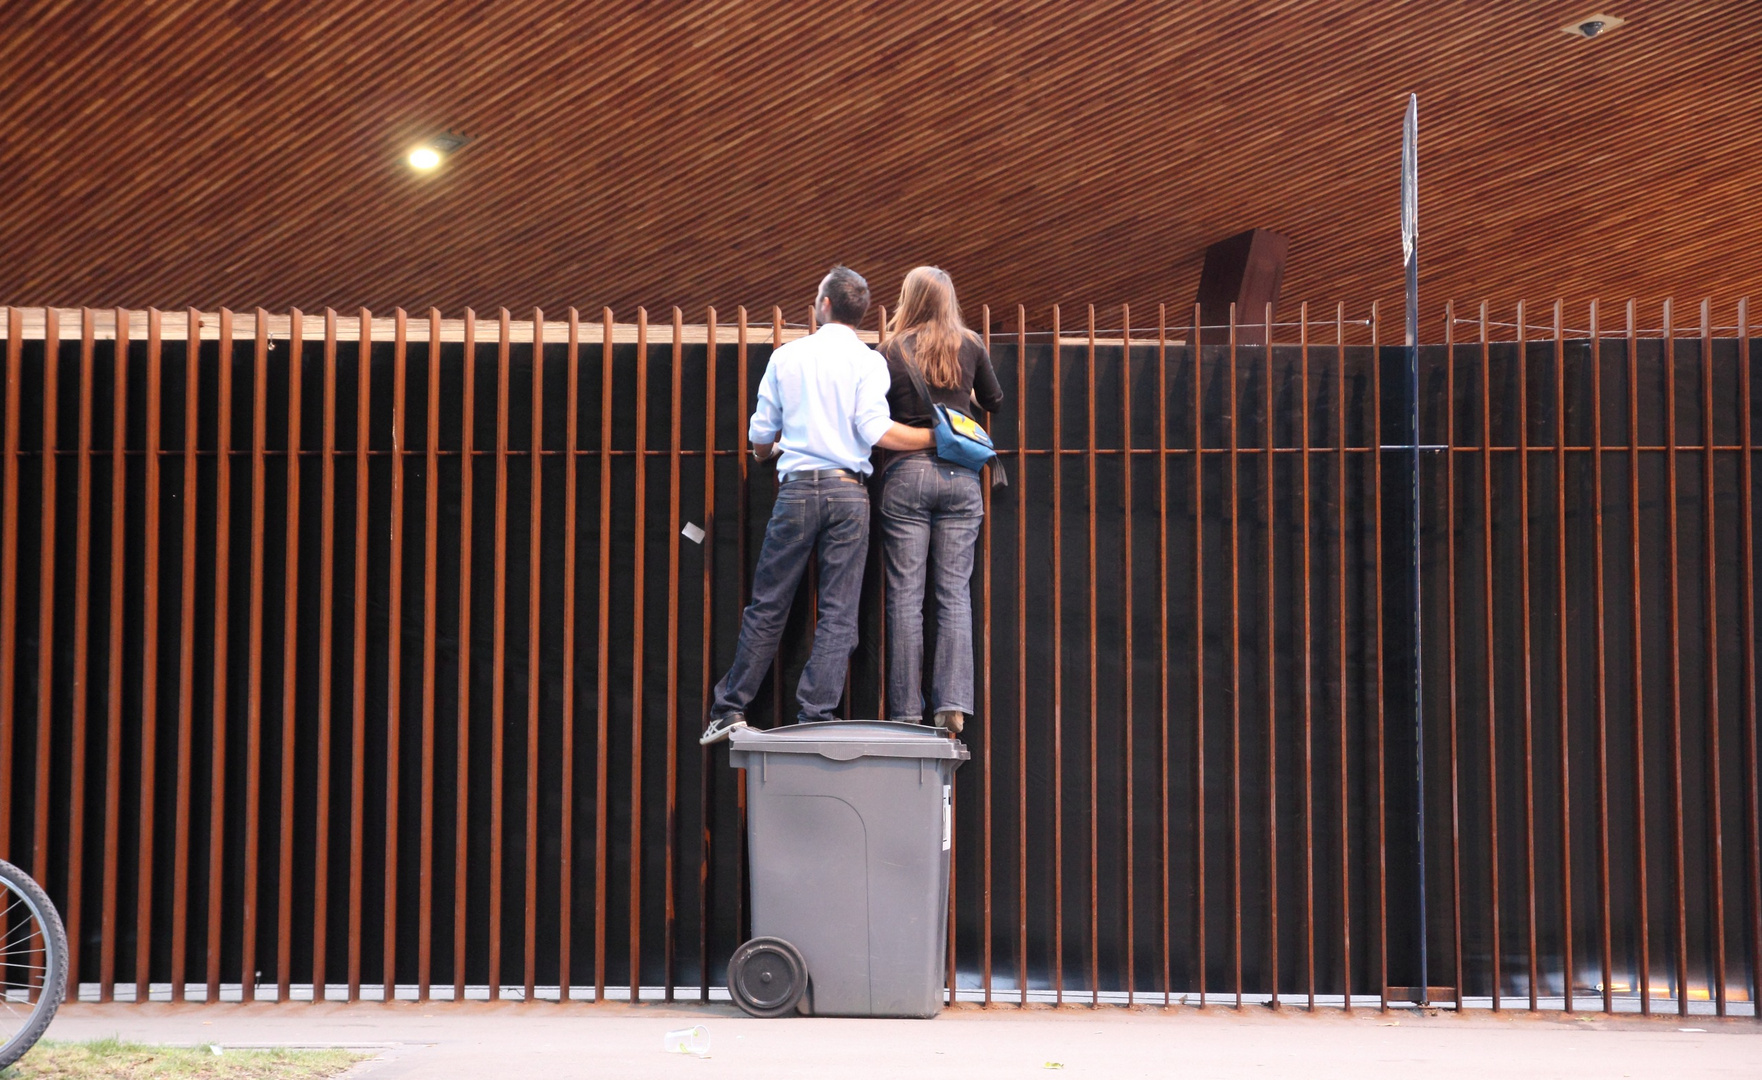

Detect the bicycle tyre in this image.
[0,858,67,1070]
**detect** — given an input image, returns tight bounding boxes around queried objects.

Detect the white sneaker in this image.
[933,710,965,735]
[699,714,748,745]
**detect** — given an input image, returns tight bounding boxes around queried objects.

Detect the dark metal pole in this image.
[1401,92,1429,1003]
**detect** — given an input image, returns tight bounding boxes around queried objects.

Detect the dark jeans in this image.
[879,454,984,720]
[710,475,870,724]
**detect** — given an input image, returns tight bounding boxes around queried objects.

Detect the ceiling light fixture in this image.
[1560,13,1625,39]
[406,132,472,172]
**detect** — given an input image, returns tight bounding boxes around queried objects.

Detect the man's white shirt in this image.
[747,322,894,476]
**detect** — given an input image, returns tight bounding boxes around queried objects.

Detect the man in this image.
[700,266,934,744]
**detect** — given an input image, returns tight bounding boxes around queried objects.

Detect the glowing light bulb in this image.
[408,146,442,171]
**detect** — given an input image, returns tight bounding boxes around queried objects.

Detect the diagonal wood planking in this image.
[1,1,1758,329]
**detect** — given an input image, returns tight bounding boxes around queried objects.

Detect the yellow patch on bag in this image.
[947,411,985,439]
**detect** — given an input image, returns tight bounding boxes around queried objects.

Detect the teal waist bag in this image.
[903,359,996,472]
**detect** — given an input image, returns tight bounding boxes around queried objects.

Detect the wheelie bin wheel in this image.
[727,936,808,1018]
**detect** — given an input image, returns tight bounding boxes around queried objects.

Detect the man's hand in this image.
[874,423,935,451]
[751,441,779,461]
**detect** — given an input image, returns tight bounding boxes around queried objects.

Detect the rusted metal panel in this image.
[135,308,164,1005]
[416,307,437,1001]
[275,309,305,1003]
[312,310,339,1002]
[204,309,234,1002]
[0,309,21,865]
[32,310,60,886]
[349,308,375,1001]
[241,310,267,1003]
[594,306,613,1000]
[559,308,581,999]
[98,308,130,1002]
[453,309,478,1004]
[524,309,546,1002]
[487,311,511,1000]
[386,310,411,999]
[630,308,649,999]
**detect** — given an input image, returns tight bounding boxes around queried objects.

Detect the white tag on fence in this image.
[682,522,705,544]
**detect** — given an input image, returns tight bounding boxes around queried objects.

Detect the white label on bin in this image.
[942,785,952,850]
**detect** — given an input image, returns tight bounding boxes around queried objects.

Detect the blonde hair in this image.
[887,266,970,388]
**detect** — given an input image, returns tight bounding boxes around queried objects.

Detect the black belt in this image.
[780,467,862,484]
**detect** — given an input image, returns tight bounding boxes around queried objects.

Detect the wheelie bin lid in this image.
[728,720,969,762]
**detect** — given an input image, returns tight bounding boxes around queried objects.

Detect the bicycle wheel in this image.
[0,858,67,1070]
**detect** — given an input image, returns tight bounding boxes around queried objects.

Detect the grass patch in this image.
[1,1038,370,1079]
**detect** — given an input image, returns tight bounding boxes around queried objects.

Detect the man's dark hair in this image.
[818,265,870,326]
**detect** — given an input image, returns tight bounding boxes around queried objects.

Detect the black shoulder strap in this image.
[893,336,938,416]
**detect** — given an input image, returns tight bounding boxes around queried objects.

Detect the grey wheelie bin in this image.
[725,721,968,1019]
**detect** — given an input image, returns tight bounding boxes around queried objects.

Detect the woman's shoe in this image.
[933,710,965,735]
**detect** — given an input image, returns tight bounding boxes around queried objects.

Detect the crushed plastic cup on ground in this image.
[663,1025,711,1057]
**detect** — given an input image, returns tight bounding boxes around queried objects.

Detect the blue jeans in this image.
[879,454,984,720]
[711,475,870,724]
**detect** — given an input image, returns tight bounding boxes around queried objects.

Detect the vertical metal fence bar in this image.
[489,309,511,999]
[172,311,198,988]
[135,308,164,1004]
[351,309,375,1001]
[1016,305,1028,1005]
[877,305,890,723]
[768,309,784,730]
[68,309,96,992]
[275,308,303,1004]
[0,309,19,867]
[453,308,478,1004]
[386,310,411,1000]
[240,310,264,1003]
[1120,303,1134,1006]
[1157,304,1171,1007]
[1194,302,1207,1009]
[1085,304,1099,1007]
[594,306,612,1000]
[524,309,546,1003]
[1517,301,1538,1012]
[1051,303,1064,1005]
[1738,296,1759,1022]
[1664,300,1688,1016]
[1229,301,1242,1009]
[630,307,649,1000]
[1263,301,1279,1009]
[204,309,233,1002]
[734,307,749,948]
[1445,304,1462,1009]
[99,307,130,1003]
[1301,302,1316,1010]
[1589,301,1612,1014]
[664,309,682,1002]
[33,310,60,885]
[559,308,581,999]
[312,309,339,1002]
[981,305,994,1006]
[1698,300,1726,1016]
[1553,300,1573,1012]
[698,307,716,1003]
[417,307,438,1001]
[1336,302,1351,1011]
[1626,299,1652,1015]
[1372,301,1388,1013]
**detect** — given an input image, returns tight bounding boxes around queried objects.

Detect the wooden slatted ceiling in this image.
[2,1,1758,331]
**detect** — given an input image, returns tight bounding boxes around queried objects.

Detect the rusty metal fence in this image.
[0,301,1755,1014]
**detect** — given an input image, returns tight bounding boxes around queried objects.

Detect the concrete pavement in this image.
[41,999,1762,1078]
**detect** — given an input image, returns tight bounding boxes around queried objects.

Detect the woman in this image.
[876,266,1005,734]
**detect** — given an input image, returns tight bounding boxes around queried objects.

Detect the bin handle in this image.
[814,745,866,762]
